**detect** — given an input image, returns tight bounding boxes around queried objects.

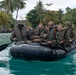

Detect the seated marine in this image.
[10,24,30,42]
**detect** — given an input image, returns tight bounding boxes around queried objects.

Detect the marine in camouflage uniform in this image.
[33,23,46,42]
[10,24,30,42]
[63,21,76,43]
[46,21,57,44]
[53,24,64,45]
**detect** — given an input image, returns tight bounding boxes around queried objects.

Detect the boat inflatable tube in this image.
[10,41,76,62]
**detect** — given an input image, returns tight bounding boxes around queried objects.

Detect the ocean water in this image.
[0,33,76,75]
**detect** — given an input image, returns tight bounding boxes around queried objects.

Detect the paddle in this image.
[0,42,12,51]
[0,32,30,51]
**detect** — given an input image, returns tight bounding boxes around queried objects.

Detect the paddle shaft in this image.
[0,32,30,51]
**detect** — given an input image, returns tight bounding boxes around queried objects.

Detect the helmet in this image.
[18,24,24,29]
[65,21,72,26]
[18,24,24,26]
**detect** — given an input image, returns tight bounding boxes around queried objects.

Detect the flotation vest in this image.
[53,29,57,39]
[53,29,62,43]
[14,26,27,41]
[48,27,55,41]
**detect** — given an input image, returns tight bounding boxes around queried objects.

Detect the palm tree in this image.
[58,9,63,23]
[66,7,71,12]
[35,0,44,22]
[0,0,26,20]
[14,0,26,20]
[0,0,15,13]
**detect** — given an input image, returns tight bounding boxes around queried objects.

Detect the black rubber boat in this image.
[10,41,76,62]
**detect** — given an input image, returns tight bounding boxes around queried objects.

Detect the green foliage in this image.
[14,0,26,20]
[26,9,40,28]
[35,0,44,22]
[26,1,64,27]
[0,11,15,29]
[57,9,64,23]
[0,0,26,20]
[41,10,61,25]
[0,0,15,13]
[62,7,76,26]
[0,11,10,29]
[0,0,26,29]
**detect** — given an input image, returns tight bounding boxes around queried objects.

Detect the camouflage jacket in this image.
[34,28,46,39]
[47,26,56,41]
[63,28,76,42]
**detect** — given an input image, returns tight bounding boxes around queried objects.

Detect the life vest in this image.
[53,29,62,43]
[53,29,57,39]
[47,26,57,41]
[14,26,27,41]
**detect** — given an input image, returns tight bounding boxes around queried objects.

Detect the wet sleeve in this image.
[10,31,16,41]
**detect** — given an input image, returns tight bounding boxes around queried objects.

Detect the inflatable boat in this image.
[10,41,76,62]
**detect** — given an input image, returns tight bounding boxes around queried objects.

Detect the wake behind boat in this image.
[10,41,76,62]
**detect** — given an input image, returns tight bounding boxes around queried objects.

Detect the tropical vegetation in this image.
[26,1,76,28]
[0,0,76,29]
[0,0,26,29]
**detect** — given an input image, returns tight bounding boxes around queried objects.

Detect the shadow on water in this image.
[8,49,76,75]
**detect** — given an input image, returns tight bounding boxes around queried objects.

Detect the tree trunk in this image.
[39,13,41,23]
[16,8,19,20]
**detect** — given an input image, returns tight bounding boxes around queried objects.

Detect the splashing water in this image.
[0,33,11,62]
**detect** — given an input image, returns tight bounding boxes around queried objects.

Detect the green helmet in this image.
[65,21,72,26]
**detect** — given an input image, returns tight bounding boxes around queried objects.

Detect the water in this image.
[0,33,76,75]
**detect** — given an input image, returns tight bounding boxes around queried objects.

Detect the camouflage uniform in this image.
[63,21,76,43]
[47,26,55,41]
[33,27,47,42]
[54,29,64,44]
[64,28,76,42]
[10,24,29,42]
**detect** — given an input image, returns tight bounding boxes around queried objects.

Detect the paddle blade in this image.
[0,44,9,51]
